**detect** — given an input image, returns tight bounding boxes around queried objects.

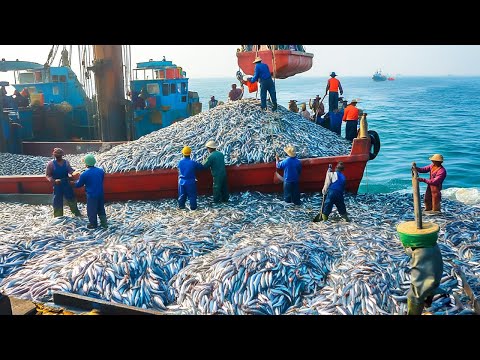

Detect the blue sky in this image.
[1,45,479,80]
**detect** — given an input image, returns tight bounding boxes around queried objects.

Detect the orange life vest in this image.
[328,78,340,92]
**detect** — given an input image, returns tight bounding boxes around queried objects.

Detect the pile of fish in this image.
[1,192,479,315]
[172,237,334,315]
[87,99,352,173]
[0,152,94,176]
[0,153,52,176]
[0,99,350,176]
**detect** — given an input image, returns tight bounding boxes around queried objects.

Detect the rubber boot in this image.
[53,207,63,218]
[99,215,108,229]
[321,214,328,221]
[424,295,434,308]
[340,213,350,222]
[407,299,424,315]
[66,200,81,217]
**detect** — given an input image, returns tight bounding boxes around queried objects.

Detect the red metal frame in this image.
[0,138,371,202]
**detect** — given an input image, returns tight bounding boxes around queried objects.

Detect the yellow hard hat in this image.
[182,146,192,156]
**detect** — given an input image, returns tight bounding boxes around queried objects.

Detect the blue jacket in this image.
[276,157,302,183]
[178,157,204,185]
[250,63,272,83]
[75,166,105,198]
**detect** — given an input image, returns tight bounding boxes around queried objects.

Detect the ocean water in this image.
[189,76,480,198]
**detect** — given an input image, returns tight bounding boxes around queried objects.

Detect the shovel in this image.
[313,163,332,222]
[313,193,326,222]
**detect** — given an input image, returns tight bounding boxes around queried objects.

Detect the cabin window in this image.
[18,72,35,84]
[181,82,187,94]
[147,83,160,95]
[181,95,187,102]
[59,75,66,82]
[170,83,177,94]
[162,83,169,96]
[52,75,59,83]
[52,86,59,95]
[34,72,42,83]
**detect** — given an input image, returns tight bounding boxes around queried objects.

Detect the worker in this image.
[414,154,447,213]
[209,96,218,109]
[288,100,298,113]
[0,85,6,110]
[228,84,243,101]
[310,95,325,123]
[45,148,81,218]
[248,57,278,112]
[299,103,311,120]
[134,92,146,110]
[404,240,444,315]
[177,146,204,210]
[13,89,28,108]
[325,72,343,111]
[73,154,107,229]
[203,140,229,203]
[320,161,349,221]
[342,99,360,142]
[20,87,30,102]
[275,145,302,205]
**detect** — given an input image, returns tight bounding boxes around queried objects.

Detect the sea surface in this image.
[190,76,480,200]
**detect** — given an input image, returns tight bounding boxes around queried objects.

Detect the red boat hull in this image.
[0,138,371,202]
[237,50,313,79]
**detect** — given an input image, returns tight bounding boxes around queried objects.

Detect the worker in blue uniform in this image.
[275,145,302,205]
[45,148,81,218]
[73,154,107,229]
[248,57,278,112]
[320,161,350,221]
[177,146,204,210]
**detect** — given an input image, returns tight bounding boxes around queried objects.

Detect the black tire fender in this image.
[368,130,381,160]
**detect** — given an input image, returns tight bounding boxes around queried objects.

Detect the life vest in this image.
[328,78,340,92]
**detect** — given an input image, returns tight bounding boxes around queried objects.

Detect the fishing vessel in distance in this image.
[372,69,387,82]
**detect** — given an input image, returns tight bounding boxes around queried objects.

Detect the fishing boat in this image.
[387,77,395,81]
[0,128,381,201]
[0,47,201,156]
[236,45,313,79]
[0,59,95,143]
[129,59,201,140]
[372,70,387,82]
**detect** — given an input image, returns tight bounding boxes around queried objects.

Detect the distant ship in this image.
[372,69,387,82]
[387,77,395,81]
